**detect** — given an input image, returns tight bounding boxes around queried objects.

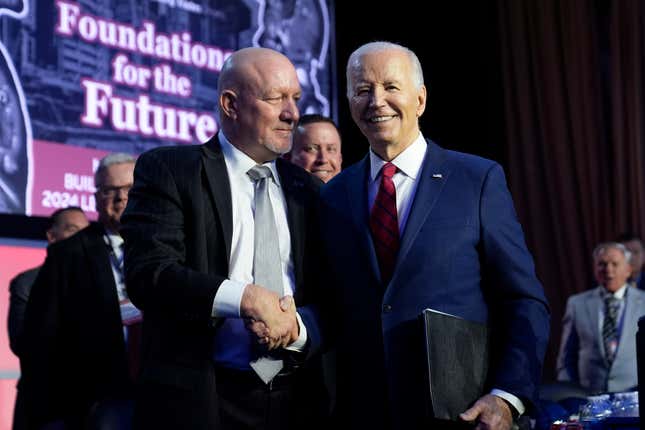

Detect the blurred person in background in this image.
[8,206,88,430]
[557,242,645,393]
[19,153,139,430]
[285,114,342,182]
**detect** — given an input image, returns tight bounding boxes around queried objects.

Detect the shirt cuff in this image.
[285,311,307,352]
[212,279,246,318]
[491,389,525,417]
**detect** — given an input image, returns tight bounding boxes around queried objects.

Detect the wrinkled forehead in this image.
[349,49,412,83]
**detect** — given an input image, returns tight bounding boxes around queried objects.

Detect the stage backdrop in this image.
[0,239,46,430]
[0,0,337,217]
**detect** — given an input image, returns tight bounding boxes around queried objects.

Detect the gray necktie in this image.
[602,294,620,364]
[247,165,284,383]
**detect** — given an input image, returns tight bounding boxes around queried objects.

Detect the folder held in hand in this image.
[420,308,490,424]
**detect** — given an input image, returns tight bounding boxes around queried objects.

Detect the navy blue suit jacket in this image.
[317,139,550,428]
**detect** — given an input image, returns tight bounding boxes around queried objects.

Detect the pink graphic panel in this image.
[30,140,110,219]
[0,242,46,430]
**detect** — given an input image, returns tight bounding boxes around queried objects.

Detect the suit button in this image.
[382,304,392,313]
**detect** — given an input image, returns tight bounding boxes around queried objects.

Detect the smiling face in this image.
[594,247,632,293]
[290,121,342,182]
[219,48,302,163]
[347,48,426,161]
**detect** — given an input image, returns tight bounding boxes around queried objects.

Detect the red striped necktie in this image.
[370,162,400,284]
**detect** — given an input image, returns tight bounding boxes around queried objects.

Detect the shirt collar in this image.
[219,132,281,187]
[102,226,123,248]
[369,133,427,182]
[600,284,628,300]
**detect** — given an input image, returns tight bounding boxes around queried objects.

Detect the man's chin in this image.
[266,142,292,156]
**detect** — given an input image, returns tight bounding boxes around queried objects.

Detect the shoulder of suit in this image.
[139,144,203,163]
[567,287,600,304]
[443,148,499,172]
[629,286,645,300]
[10,266,41,285]
[136,145,206,184]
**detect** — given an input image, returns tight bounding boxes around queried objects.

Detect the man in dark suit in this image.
[120,47,327,430]
[316,41,550,430]
[8,206,88,430]
[20,153,138,429]
[8,206,89,357]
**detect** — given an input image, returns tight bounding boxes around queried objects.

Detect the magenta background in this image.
[0,244,46,430]
[30,140,110,219]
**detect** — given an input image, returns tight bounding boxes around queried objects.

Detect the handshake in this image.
[240,283,299,350]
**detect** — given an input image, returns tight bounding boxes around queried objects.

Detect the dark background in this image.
[333,1,506,167]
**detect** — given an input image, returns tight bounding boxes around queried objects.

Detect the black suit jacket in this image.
[120,136,326,430]
[8,266,40,357]
[20,223,131,429]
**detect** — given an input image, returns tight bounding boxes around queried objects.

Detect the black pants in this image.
[215,367,326,430]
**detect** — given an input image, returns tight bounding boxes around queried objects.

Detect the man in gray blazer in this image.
[557,242,645,393]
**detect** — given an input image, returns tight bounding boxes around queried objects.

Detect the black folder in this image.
[420,308,490,424]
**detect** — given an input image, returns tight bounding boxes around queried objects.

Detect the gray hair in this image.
[346,41,424,98]
[95,152,136,188]
[592,242,632,264]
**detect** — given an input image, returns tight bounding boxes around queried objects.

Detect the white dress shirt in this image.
[369,133,525,416]
[212,133,306,369]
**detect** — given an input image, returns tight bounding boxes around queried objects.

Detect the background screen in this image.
[0,0,337,218]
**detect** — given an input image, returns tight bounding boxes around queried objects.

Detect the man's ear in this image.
[219,90,238,120]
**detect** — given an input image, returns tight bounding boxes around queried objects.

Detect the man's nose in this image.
[368,87,386,108]
[316,150,329,163]
[281,98,300,124]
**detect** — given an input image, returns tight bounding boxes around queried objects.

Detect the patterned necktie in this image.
[369,162,400,284]
[246,165,284,383]
[602,294,620,364]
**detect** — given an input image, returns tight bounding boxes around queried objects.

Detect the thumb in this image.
[279,295,295,311]
[460,403,481,422]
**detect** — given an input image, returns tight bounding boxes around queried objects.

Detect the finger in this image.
[278,336,291,349]
[267,338,281,350]
[279,295,295,312]
[247,321,269,339]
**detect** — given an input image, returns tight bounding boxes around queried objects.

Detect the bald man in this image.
[121,47,328,430]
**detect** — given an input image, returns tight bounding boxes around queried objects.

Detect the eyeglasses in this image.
[97,185,132,198]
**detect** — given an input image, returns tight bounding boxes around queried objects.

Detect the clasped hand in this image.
[240,284,299,350]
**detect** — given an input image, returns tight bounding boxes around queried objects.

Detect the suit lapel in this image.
[276,159,306,295]
[392,140,450,283]
[345,156,381,282]
[201,135,233,261]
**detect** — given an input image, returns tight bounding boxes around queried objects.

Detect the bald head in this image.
[217,47,302,163]
[218,47,296,115]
